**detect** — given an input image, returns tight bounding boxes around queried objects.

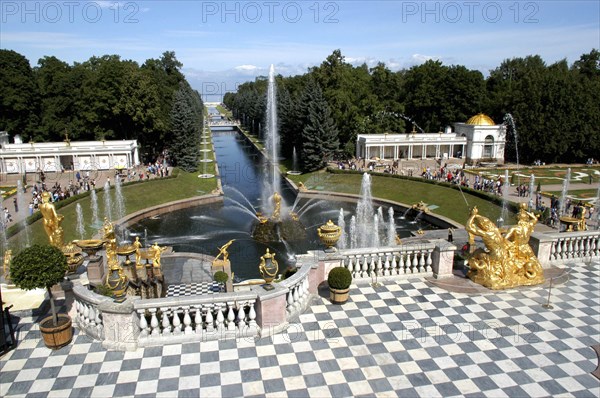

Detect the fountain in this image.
[559,168,572,216]
[287,146,302,175]
[262,64,281,208]
[349,216,357,249]
[198,120,215,179]
[90,188,100,226]
[355,173,375,248]
[337,208,346,249]
[528,173,535,210]
[76,203,85,240]
[503,113,520,185]
[16,180,30,247]
[103,180,112,221]
[387,207,396,246]
[500,169,510,226]
[115,175,125,221]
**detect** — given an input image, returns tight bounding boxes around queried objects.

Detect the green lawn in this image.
[545,189,599,201]
[215,105,232,119]
[466,166,600,185]
[7,164,218,252]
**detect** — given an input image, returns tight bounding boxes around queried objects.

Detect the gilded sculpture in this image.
[40,191,65,248]
[466,205,544,289]
[271,192,281,221]
[150,242,167,268]
[214,239,235,263]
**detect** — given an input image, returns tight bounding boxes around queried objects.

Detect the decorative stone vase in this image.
[39,314,73,349]
[61,243,84,274]
[259,248,279,284]
[317,220,342,251]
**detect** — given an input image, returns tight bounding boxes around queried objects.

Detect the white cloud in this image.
[234,64,260,72]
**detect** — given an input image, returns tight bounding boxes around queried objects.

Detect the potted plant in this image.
[9,244,72,349]
[214,271,228,292]
[328,266,352,304]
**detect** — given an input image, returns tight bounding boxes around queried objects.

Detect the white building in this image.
[356,113,506,164]
[0,132,140,174]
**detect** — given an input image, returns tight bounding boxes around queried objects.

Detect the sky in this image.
[1,0,599,101]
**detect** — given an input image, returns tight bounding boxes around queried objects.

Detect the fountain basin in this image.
[287,171,302,175]
[198,174,215,179]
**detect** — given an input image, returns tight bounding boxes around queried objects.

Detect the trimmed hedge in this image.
[328,266,352,290]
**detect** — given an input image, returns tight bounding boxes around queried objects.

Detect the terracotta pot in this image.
[39,314,72,349]
[329,287,350,304]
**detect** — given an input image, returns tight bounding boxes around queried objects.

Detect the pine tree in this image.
[300,80,339,172]
[170,85,200,172]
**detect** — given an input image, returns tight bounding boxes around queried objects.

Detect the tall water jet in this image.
[387,207,396,246]
[115,175,126,221]
[559,168,571,216]
[337,208,346,249]
[349,216,357,249]
[90,188,100,226]
[373,214,381,247]
[292,147,299,172]
[103,180,112,221]
[528,174,535,210]
[16,179,30,247]
[500,169,510,224]
[76,203,85,239]
[504,113,520,185]
[356,173,374,247]
[262,64,281,207]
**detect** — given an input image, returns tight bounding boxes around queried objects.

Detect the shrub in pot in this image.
[214,271,228,292]
[9,244,72,349]
[328,266,352,304]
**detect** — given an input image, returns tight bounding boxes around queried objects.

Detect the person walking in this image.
[13,197,18,213]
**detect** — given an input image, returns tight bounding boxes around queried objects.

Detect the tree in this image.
[169,84,201,171]
[300,80,339,172]
[0,50,39,137]
[9,244,68,326]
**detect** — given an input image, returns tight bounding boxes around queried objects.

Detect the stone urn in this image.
[317,220,342,252]
[61,243,84,274]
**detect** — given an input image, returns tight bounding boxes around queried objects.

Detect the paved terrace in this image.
[2,260,599,397]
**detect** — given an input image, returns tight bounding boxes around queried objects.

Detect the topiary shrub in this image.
[328,266,352,290]
[9,244,68,326]
[214,271,228,284]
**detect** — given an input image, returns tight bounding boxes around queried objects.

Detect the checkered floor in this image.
[2,261,599,397]
[166,282,220,297]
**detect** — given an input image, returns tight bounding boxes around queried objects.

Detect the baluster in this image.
[592,236,599,256]
[227,303,236,331]
[88,306,96,328]
[237,303,246,328]
[370,254,377,276]
[550,240,557,260]
[194,307,203,334]
[292,286,300,310]
[583,237,590,257]
[376,254,383,276]
[347,256,354,276]
[557,239,565,260]
[418,251,425,272]
[162,309,172,336]
[567,239,574,258]
[426,250,433,272]
[216,304,225,332]
[405,251,412,272]
[205,306,214,332]
[183,307,192,334]
[95,309,103,337]
[172,309,182,335]
[139,310,148,338]
[383,254,390,276]
[248,301,257,329]
[573,238,580,259]
[83,303,90,325]
[287,290,294,310]
[399,252,405,274]
[391,253,398,274]
[361,255,369,278]
[150,309,160,337]
[354,255,361,276]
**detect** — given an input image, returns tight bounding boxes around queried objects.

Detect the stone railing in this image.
[72,285,110,341]
[279,261,312,317]
[133,292,259,347]
[317,240,455,281]
[531,230,600,265]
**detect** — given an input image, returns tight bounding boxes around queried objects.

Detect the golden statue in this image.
[39,191,64,247]
[271,192,281,221]
[3,249,12,281]
[578,207,588,231]
[133,236,143,266]
[466,206,544,290]
[102,218,119,267]
[214,239,235,262]
[150,242,167,268]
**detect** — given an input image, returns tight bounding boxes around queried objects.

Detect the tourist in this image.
[28,202,34,216]
[4,208,12,223]
[13,197,18,213]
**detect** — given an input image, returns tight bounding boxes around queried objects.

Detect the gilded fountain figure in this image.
[40,191,64,248]
[465,205,544,289]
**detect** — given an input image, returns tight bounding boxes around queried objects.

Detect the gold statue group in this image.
[466,203,545,290]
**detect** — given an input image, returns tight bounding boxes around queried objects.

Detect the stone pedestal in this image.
[255,286,288,336]
[212,259,233,292]
[431,239,456,278]
[99,298,140,351]
[86,256,105,286]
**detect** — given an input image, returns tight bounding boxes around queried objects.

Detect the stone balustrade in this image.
[279,261,312,317]
[531,230,600,265]
[72,285,109,341]
[133,292,259,347]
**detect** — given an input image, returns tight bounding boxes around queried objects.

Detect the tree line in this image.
[224,49,600,171]
[0,50,203,170]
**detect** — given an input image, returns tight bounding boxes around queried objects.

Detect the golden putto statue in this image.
[466,204,544,290]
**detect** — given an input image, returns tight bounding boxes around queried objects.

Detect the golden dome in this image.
[466,113,495,125]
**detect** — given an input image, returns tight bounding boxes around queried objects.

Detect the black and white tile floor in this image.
[1,262,599,397]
